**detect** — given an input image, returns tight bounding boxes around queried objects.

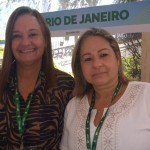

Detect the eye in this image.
[100,53,108,57]
[12,34,21,40]
[83,57,92,62]
[29,33,38,37]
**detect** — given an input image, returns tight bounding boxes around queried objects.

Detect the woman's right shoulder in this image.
[66,97,79,109]
[65,95,87,112]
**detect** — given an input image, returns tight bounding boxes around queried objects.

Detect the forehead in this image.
[80,36,112,53]
[82,36,109,44]
[13,14,41,30]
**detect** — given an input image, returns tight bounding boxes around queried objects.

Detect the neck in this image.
[16,63,41,101]
[90,80,122,109]
[94,79,119,99]
[16,62,41,80]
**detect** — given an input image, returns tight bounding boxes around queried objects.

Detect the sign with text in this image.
[42,1,150,36]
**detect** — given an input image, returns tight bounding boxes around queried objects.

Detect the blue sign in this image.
[42,1,150,33]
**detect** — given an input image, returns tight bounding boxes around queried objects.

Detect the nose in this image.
[92,57,102,68]
[20,36,30,46]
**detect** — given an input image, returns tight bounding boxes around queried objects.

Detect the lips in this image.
[92,72,106,77]
[19,48,36,53]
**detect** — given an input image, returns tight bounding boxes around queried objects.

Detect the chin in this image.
[94,81,107,86]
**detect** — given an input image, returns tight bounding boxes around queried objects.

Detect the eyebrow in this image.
[12,30,20,34]
[13,28,39,33]
[80,53,91,58]
[81,48,109,57]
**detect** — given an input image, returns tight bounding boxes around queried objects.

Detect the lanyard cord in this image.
[14,76,34,136]
[86,81,122,150]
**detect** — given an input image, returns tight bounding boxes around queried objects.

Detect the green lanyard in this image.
[86,81,122,150]
[14,76,34,136]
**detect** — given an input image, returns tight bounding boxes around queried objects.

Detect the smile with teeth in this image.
[20,48,36,53]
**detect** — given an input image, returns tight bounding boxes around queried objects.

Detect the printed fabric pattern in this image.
[0,69,74,150]
[73,83,144,150]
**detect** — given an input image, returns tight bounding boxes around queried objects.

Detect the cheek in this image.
[11,38,21,49]
[11,41,18,55]
[81,64,90,79]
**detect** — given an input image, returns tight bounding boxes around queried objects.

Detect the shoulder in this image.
[55,69,73,79]
[56,69,74,81]
[55,69,75,86]
[129,81,150,88]
[126,81,150,112]
[65,97,79,112]
[127,81,150,96]
[65,97,80,115]
[65,95,87,113]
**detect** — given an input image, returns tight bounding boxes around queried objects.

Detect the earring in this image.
[11,59,15,64]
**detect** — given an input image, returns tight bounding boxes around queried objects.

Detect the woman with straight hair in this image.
[0,6,74,149]
[60,28,150,150]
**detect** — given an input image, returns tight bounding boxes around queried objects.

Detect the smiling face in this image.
[11,14,45,66]
[80,36,119,89]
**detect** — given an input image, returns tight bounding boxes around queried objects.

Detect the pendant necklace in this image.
[86,81,122,150]
[14,76,34,150]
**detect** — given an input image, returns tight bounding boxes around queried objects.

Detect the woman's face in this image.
[80,36,119,88]
[11,14,45,66]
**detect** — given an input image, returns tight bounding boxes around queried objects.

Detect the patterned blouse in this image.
[0,69,74,150]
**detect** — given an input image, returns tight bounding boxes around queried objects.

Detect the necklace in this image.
[14,76,34,149]
[86,81,122,150]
